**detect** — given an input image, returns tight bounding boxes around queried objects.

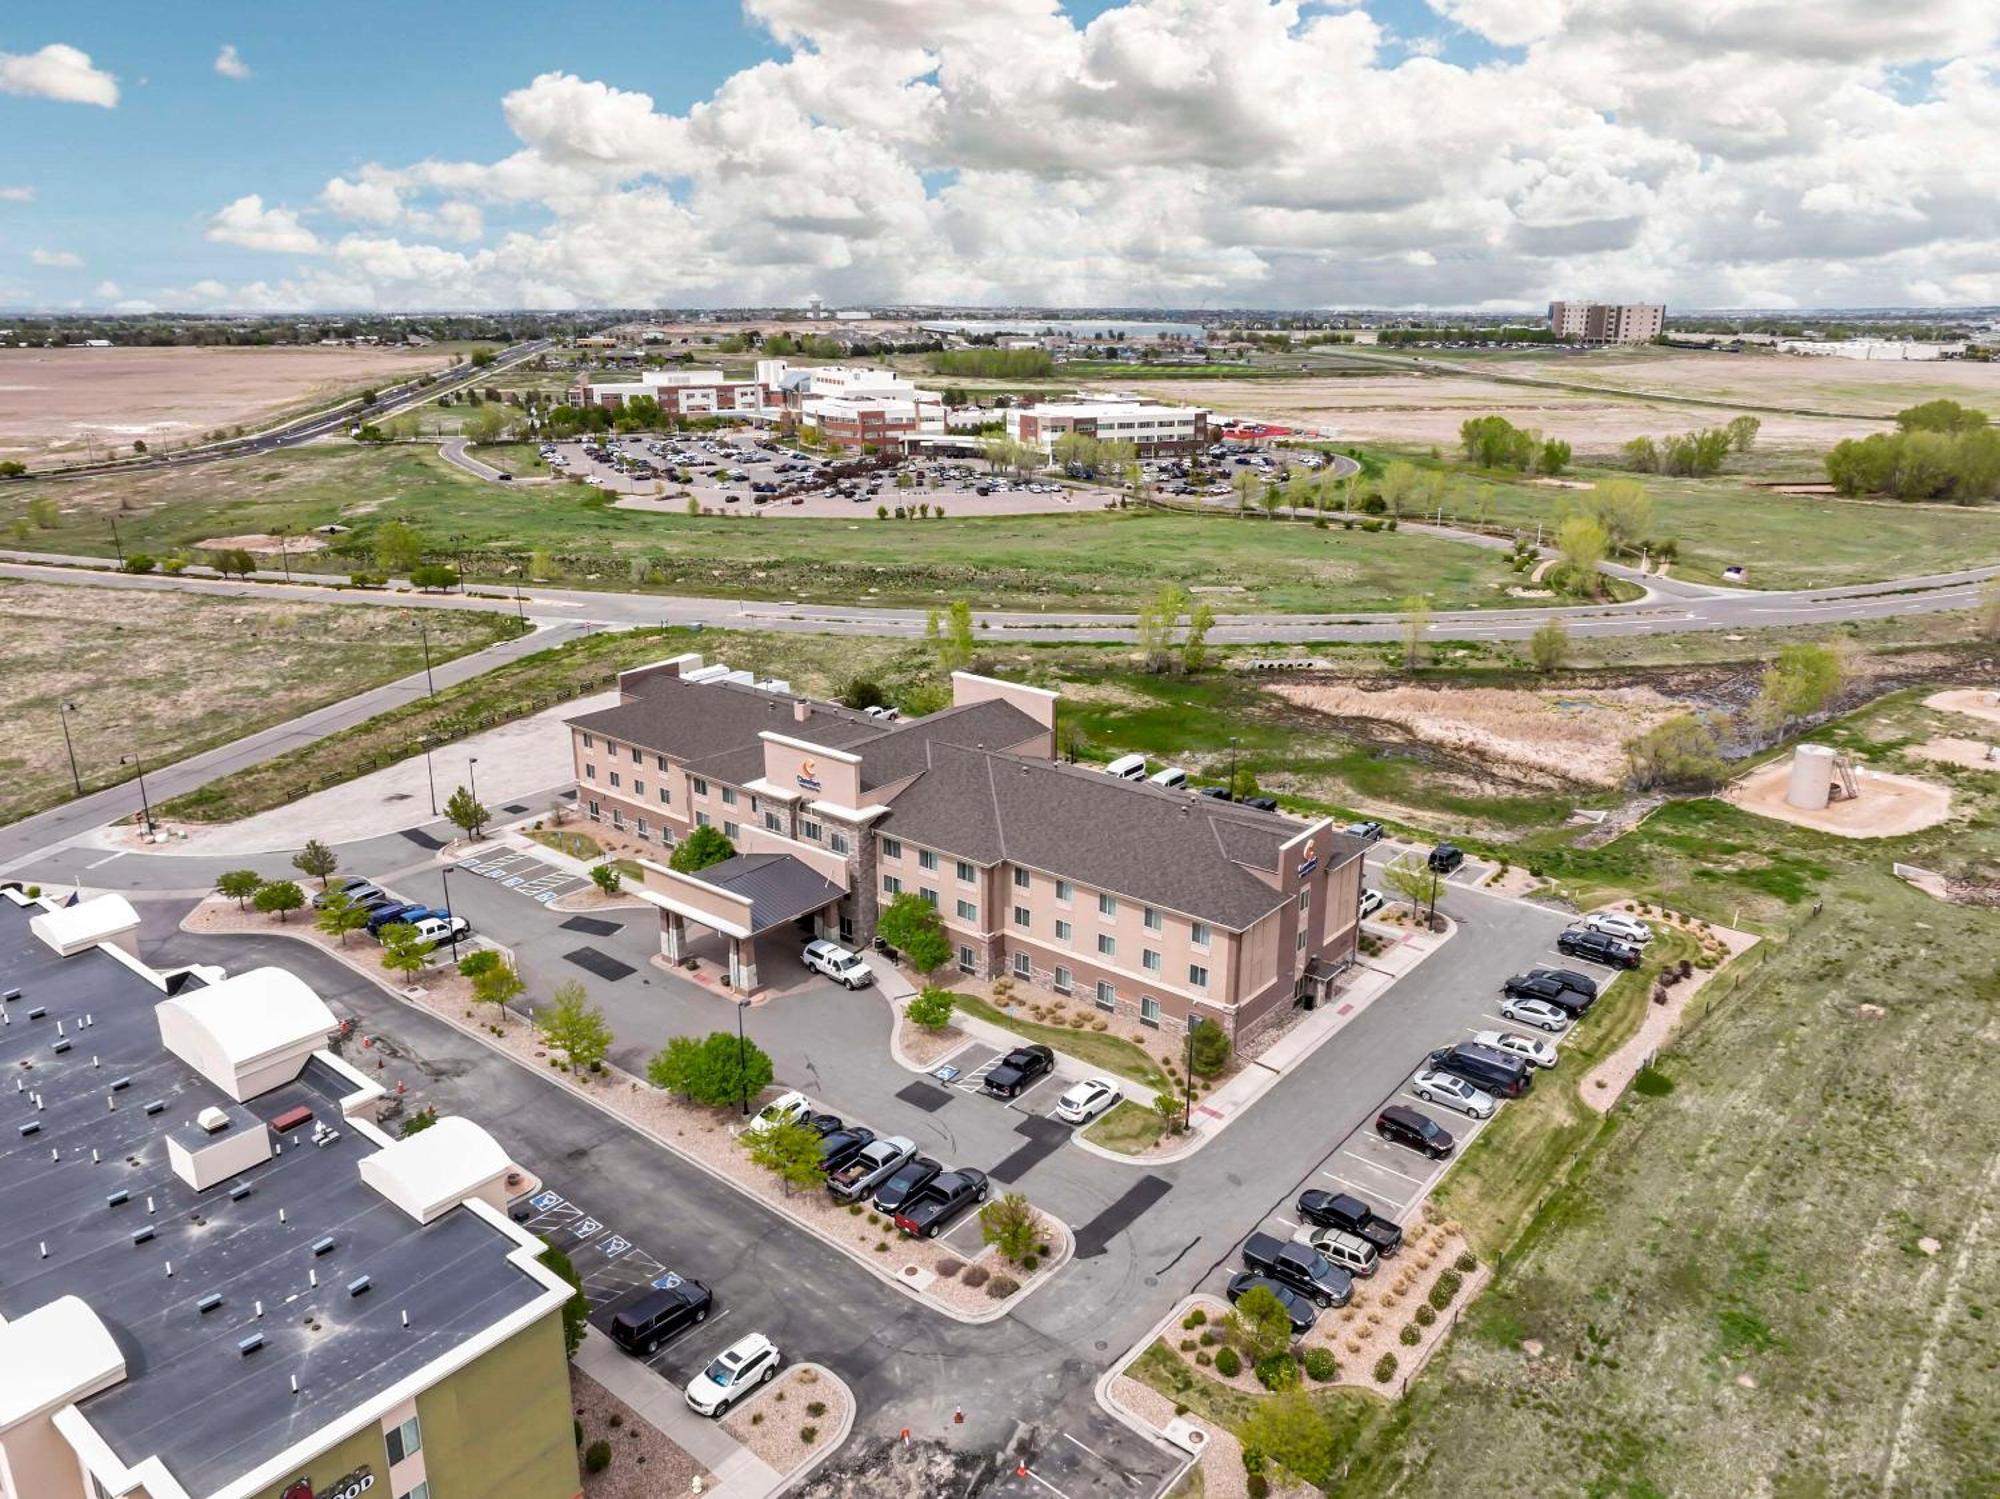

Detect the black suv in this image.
[1376,1104,1455,1159]
[1501,970,1571,1006]
[1428,1041,1533,1098]
[1240,1230,1353,1308]
[1225,1272,1318,1336]
[1557,928,1643,969]
[1543,967,1600,1001]
[816,1127,876,1174]
[1428,843,1466,874]
[983,1045,1054,1098]
[1295,1190,1402,1256]
[608,1278,712,1356]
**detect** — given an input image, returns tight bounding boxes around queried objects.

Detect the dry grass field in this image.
[0,344,453,463]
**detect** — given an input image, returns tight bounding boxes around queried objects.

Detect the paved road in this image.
[0,622,582,873]
[3,551,1993,647]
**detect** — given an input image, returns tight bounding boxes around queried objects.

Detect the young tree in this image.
[978,1192,1039,1264]
[645,1035,704,1099]
[1383,860,1443,925]
[1755,641,1845,740]
[939,599,975,673]
[906,987,956,1030]
[444,785,489,840]
[646,1032,774,1108]
[1187,1020,1232,1078]
[315,890,369,945]
[1231,469,1260,515]
[216,868,264,910]
[1152,1085,1186,1134]
[1537,437,1572,475]
[291,838,338,890]
[537,1240,591,1359]
[1621,435,1661,473]
[1581,479,1653,555]
[1400,594,1432,671]
[373,520,424,575]
[458,948,502,981]
[1726,414,1762,453]
[876,892,952,973]
[378,921,431,977]
[1528,617,1569,673]
[1379,461,1421,516]
[1182,600,1216,673]
[745,1118,826,1196]
[471,959,526,1014]
[1239,1390,1340,1490]
[1225,1284,1296,1362]
[1555,514,1609,593]
[668,823,736,873]
[252,879,305,923]
[539,980,614,1072]
[1623,714,1728,790]
[589,863,623,894]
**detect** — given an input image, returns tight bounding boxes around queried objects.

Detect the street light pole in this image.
[58,702,82,795]
[120,754,155,836]
[736,997,751,1117]
[421,735,438,816]
[439,867,461,964]
[1227,737,1239,800]
[420,621,436,698]
[109,517,124,566]
[1183,1017,1197,1133]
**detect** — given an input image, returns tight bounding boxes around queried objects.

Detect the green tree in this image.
[1383,860,1443,924]
[461,405,508,444]
[1528,617,1569,673]
[1232,469,1260,515]
[1459,415,1535,469]
[646,1032,774,1108]
[537,1239,590,1358]
[1624,714,1728,790]
[458,949,502,982]
[1726,414,1762,452]
[590,863,623,894]
[876,892,952,973]
[1755,641,1845,740]
[1400,594,1431,671]
[409,563,461,591]
[469,345,498,369]
[1978,579,2000,642]
[315,889,369,946]
[252,878,306,923]
[215,547,258,579]
[27,494,58,527]
[745,1118,825,1196]
[938,599,975,674]
[907,987,956,1029]
[1895,398,1988,435]
[978,1192,1039,1264]
[1225,1284,1296,1362]
[378,921,431,977]
[471,958,526,1014]
[1152,1085,1186,1134]
[1239,1390,1340,1490]
[216,868,264,910]
[668,823,736,873]
[1379,460,1421,516]
[291,838,338,890]
[1580,479,1652,554]
[373,520,425,575]
[1537,437,1572,475]
[1621,435,1661,473]
[444,785,488,839]
[1187,1019,1232,1078]
[1555,514,1608,593]
[539,980,614,1072]
[1182,600,1216,673]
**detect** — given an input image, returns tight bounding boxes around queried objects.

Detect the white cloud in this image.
[0,185,33,203]
[94,279,120,298]
[214,44,251,81]
[187,0,2000,308]
[30,248,83,268]
[0,43,118,107]
[205,194,323,254]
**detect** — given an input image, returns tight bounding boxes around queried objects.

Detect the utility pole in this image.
[421,735,438,817]
[120,754,156,836]
[109,517,124,566]
[420,621,436,698]
[57,702,82,795]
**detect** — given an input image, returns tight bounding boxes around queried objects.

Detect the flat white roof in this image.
[1017,400,1204,418]
[158,967,337,1070]
[358,1116,512,1224]
[0,1296,125,1427]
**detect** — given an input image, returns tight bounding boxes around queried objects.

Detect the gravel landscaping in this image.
[721,1364,851,1481]
[572,1368,706,1499]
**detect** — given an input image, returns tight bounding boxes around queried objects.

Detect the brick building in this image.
[1005,398,1209,457]
[570,366,770,415]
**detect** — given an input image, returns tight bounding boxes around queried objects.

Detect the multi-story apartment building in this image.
[1547,301,1665,345]
[1006,398,1209,457]
[566,659,1365,1043]
[0,887,578,1499]
[570,366,770,415]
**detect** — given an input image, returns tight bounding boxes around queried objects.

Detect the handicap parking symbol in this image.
[531,1190,565,1211]
[601,1235,633,1259]
[573,1217,603,1240]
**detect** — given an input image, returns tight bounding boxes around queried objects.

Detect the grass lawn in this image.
[953,992,1171,1092]
[0,578,516,828]
[1083,1099,1172,1155]
[525,828,603,861]
[468,441,547,477]
[1128,1342,1385,1484]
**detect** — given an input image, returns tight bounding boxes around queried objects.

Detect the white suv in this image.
[802,940,873,989]
[1583,911,1653,945]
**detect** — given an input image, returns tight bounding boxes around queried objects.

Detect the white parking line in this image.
[1270,1215,1300,1232]
[1025,1470,1075,1499]
[1337,1150,1433,1187]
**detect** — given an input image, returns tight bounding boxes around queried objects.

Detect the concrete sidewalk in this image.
[574,1329,785,1498]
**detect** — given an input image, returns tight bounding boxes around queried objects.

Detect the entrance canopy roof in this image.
[683,853,846,936]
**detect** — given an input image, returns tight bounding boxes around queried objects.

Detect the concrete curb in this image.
[761,1363,858,1498]
[179,906,1069,1327]
[1091,1295,1210,1496]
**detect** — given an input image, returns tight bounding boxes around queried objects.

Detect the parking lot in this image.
[453,844,592,907]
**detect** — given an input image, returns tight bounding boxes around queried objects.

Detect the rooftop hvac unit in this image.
[196,1106,230,1134]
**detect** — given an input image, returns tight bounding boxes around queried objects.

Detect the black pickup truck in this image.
[1294,1189,1402,1257]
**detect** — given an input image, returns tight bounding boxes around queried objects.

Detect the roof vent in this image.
[196,1106,230,1134]
[310,1235,337,1257]
[347,1275,372,1297]
[237,1333,264,1356]
[196,1293,223,1314]
[229,1182,253,1202]
[132,1226,155,1246]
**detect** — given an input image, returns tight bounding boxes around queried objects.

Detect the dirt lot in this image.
[0,344,449,462]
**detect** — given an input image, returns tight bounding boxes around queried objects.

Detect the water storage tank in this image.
[1787,743,1838,810]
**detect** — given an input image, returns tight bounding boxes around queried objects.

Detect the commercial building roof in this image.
[0,894,554,1499]
[683,853,848,934]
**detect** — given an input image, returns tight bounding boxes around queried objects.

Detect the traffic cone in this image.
[1015,1459,1030,1478]
[953,1406,964,1425]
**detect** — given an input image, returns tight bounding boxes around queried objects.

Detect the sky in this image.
[2,0,1997,313]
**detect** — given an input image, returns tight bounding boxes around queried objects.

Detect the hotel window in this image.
[659,787,671,805]
[696,811,711,828]
[1097,934,1116,958]
[608,771,621,789]
[605,742,620,760]
[1013,952,1032,979]
[1095,981,1116,1012]
[1054,965,1072,995]
[764,811,785,833]
[801,818,823,841]
[723,820,740,840]
[956,860,975,883]
[1298,889,1309,912]
[919,849,938,872]
[631,746,642,764]
[581,733,594,750]
[958,946,976,973]
[721,787,738,807]
[1144,907,1162,932]
[830,832,849,855]
[1191,921,1211,947]
[882,836,902,859]
[1297,930,1308,953]
[692,777,709,796]
[656,754,669,771]
[1098,893,1117,918]
[584,764,596,781]
[1143,949,1161,973]
[884,874,902,896]
[633,779,645,797]
[1055,879,1073,903]
[1054,919,1072,941]
[1140,997,1162,1028]
[1013,868,1031,890]
[1189,964,1209,989]
[921,887,938,908]
[610,809,624,828]
[956,899,977,922]
[1013,906,1030,928]
[385,1415,422,1464]
[398,1485,431,1499]
[586,799,600,820]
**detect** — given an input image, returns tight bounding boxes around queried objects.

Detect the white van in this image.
[1105,753,1149,781]
[1148,766,1188,789]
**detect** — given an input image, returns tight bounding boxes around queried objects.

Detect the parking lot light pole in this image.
[119,754,156,836]
[735,997,751,1117]
[439,866,460,964]
[420,622,436,698]
[421,735,438,816]
[58,702,82,795]
[1183,1017,1198,1133]
[468,756,482,829]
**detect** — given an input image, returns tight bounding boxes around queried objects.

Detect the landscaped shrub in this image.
[1247,1478,1270,1499]
[1455,1250,1478,1273]
[936,1257,963,1278]
[961,1265,990,1288]
[1428,1269,1464,1311]
[1414,1304,1437,1327]
[1400,1324,1422,1346]
[1253,1353,1298,1391]
[1302,1347,1338,1382]
[1213,1345,1242,1377]
[1373,1352,1398,1384]
[1183,1308,1207,1329]
[583,1439,612,1473]
[985,1273,1020,1299]
[800,1426,819,1444]
[807,1400,827,1417]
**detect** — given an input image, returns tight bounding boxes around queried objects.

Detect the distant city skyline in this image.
[2,0,1996,313]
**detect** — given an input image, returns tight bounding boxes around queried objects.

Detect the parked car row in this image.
[312,875,469,950]
[746,1090,992,1238]
[1224,1189,1407,1338]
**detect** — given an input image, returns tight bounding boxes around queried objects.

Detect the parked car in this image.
[1105,753,1149,781]
[1053,1077,1121,1124]
[802,939,873,989]
[983,1045,1055,1098]
[1557,928,1643,969]
[1241,1230,1354,1308]
[1224,1272,1318,1336]
[1376,1103,1455,1159]
[1427,1041,1533,1099]
[1290,1225,1380,1278]
[1472,1028,1559,1069]
[1344,820,1385,842]
[684,1332,780,1416]
[367,903,433,936]
[1502,970,1572,1006]
[1241,795,1280,812]
[1196,786,1233,801]
[1358,888,1386,920]
[1294,1190,1402,1257]
[1498,995,1574,1032]
[828,1135,916,1202]
[409,914,469,948]
[1584,911,1654,945]
[816,1127,877,1175]
[313,877,379,909]
[802,1111,846,1138]
[870,1155,943,1215]
[610,1277,712,1355]
[1410,1066,1496,1119]
[745,1090,813,1137]
[1427,843,1466,874]
[1543,968,1600,1001]
[892,1168,990,1238]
